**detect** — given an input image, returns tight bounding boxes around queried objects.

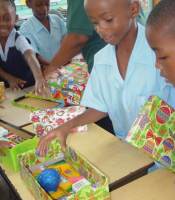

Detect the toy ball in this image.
[37,169,61,192]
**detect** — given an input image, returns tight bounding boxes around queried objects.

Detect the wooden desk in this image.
[0,87,32,127]
[1,166,35,200]
[111,169,175,200]
[0,123,153,199]
[1,87,59,127]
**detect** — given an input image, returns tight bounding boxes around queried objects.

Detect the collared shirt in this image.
[67,0,106,72]
[0,28,34,87]
[0,28,32,62]
[81,24,175,138]
[20,14,66,61]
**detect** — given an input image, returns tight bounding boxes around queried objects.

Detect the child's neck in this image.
[37,16,50,32]
[116,21,138,79]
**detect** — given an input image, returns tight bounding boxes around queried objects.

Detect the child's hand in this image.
[43,65,58,79]
[0,140,13,148]
[37,127,67,157]
[34,78,50,97]
[8,77,26,90]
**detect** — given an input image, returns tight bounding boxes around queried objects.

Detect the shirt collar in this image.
[0,28,16,61]
[94,23,149,66]
[32,15,53,33]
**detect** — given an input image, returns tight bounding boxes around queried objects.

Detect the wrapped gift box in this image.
[25,61,89,106]
[30,106,87,137]
[19,143,110,200]
[126,96,175,172]
[0,123,37,171]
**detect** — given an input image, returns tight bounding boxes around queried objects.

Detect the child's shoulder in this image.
[94,44,114,66]
[19,16,36,32]
[49,14,65,24]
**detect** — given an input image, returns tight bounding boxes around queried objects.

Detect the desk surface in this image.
[1,166,35,200]
[0,87,32,127]
[111,169,175,200]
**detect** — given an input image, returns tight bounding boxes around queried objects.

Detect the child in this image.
[37,0,175,156]
[0,0,48,95]
[146,0,175,87]
[19,0,67,64]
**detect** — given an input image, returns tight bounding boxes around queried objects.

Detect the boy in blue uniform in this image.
[37,0,175,155]
[20,0,67,63]
[146,0,175,87]
[0,0,48,94]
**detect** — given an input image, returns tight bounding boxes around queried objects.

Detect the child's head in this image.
[0,0,16,39]
[84,0,140,45]
[146,0,175,86]
[26,0,50,21]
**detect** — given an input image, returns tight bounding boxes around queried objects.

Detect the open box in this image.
[19,142,110,200]
[0,121,37,171]
[12,96,63,111]
[127,96,175,172]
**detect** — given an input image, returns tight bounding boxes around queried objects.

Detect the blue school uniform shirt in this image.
[0,28,35,87]
[19,14,67,61]
[81,23,175,139]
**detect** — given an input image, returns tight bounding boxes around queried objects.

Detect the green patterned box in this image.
[127,96,175,172]
[19,143,110,200]
[0,136,38,172]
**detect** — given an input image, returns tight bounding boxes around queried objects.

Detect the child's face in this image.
[0,2,16,39]
[27,0,50,21]
[146,26,175,86]
[84,0,139,45]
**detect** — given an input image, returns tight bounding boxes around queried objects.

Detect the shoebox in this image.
[0,121,37,171]
[30,106,87,137]
[19,142,110,200]
[126,96,175,172]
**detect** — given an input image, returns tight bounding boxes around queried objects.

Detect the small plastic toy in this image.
[37,168,61,192]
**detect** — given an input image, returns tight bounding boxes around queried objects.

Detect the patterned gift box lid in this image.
[126,96,175,172]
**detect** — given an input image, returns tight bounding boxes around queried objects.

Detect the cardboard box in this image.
[30,106,87,137]
[19,143,110,200]
[0,122,37,171]
[127,96,175,172]
[24,61,89,106]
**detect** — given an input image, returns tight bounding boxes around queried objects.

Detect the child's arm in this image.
[37,108,107,156]
[23,49,49,96]
[44,33,89,77]
[0,68,26,89]
[36,54,50,68]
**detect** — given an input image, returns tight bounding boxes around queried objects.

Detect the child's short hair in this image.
[0,0,16,10]
[147,0,175,33]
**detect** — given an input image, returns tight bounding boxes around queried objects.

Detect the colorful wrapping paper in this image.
[30,106,87,137]
[126,96,175,172]
[48,61,89,105]
[26,61,89,106]
[19,143,110,200]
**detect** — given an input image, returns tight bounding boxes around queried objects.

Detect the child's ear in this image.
[130,0,140,18]
[26,0,31,8]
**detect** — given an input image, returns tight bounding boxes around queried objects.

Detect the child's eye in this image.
[105,18,113,23]
[159,56,168,60]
